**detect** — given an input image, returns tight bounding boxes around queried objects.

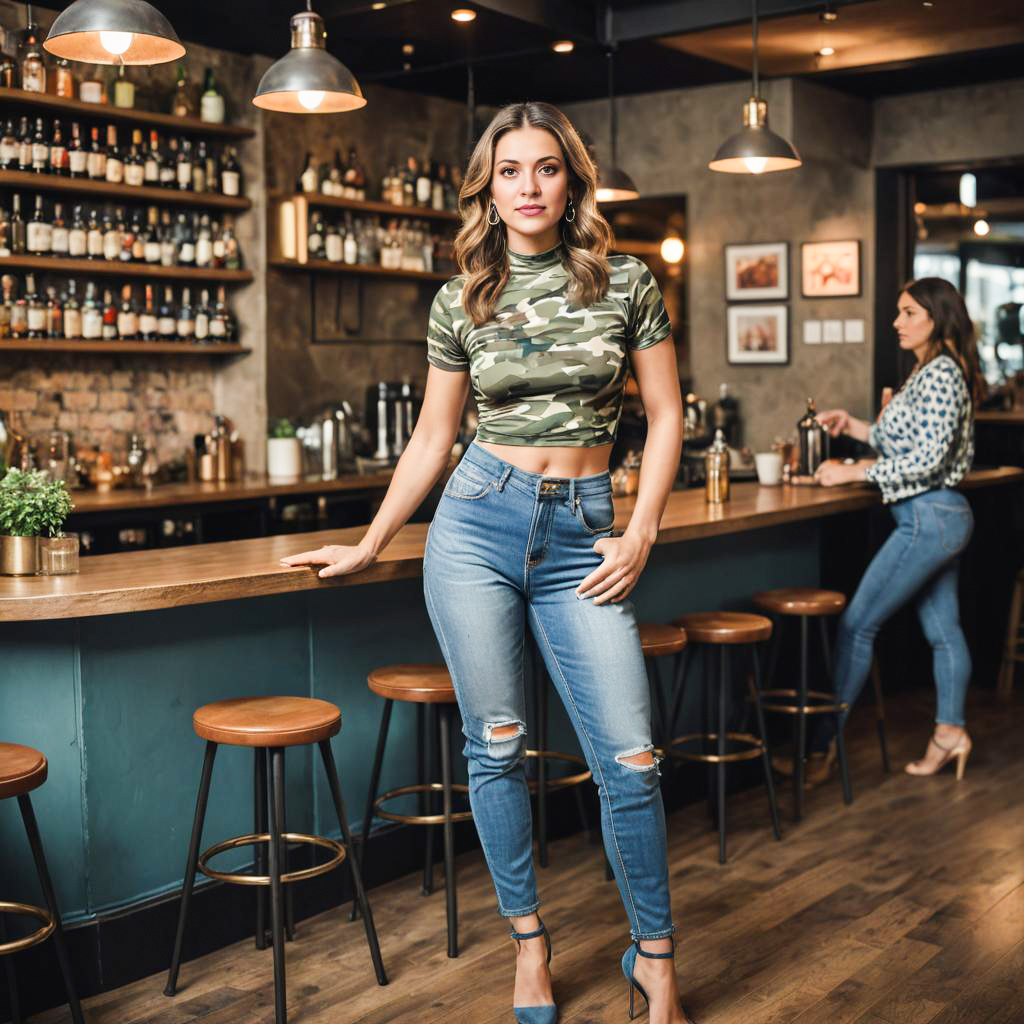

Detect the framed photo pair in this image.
[724,241,789,301]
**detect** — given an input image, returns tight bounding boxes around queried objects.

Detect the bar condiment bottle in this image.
[705,429,730,504]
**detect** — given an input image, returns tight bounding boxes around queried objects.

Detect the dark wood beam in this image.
[471,0,599,40]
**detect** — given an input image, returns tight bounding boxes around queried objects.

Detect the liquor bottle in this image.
[130,210,145,261]
[124,130,145,186]
[79,65,105,104]
[158,209,175,266]
[157,285,177,339]
[343,214,357,265]
[19,18,46,94]
[54,58,75,99]
[63,280,81,338]
[51,203,69,256]
[105,126,124,184]
[16,116,30,171]
[711,383,740,446]
[68,205,87,257]
[380,162,394,206]
[9,194,25,254]
[102,209,121,261]
[339,146,355,199]
[176,287,195,340]
[415,158,432,207]
[86,207,104,258]
[67,123,86,179]
[86,126,106,181]
[101,288,118,339]
[220,146,241,197]
[0,55,13,91]
[176,137,192,190]
[176,211,195,265]
[81,282,102,339]
[431,162,446,211]
[117,285,138,339]
[113,64,135,109]
[45,287,62,338]
[0,275,11,338]
[139,284,157,340]
[210,285,231,341]
[194,288,211,342]
[142,206,160,263]
[195,213,213,267]
[10,278,27,339]
[325,149,343,197]
[160,137,178,187]
[143,130,161,185]
[26,195,51,255]
[299,151,317,194]
[0,202,9,257]
[204,144,217,194]
[222,217,240,270]
[118,208,135,262]
[46,120,66,176]
[25,274,45,339]
[325,219,342,263]
[30,117,47,173]
[172,64,193,118]
[192,140,207,193]
[308,211,325,260]
[403,157,416,206]
[200,68,225,123]
[0,120,16,170]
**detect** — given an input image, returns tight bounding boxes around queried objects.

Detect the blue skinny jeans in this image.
[422,442,674,940]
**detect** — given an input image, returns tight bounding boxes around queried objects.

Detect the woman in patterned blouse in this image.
[810,278,982,783]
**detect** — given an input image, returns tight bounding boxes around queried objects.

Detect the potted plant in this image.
[266,418,302,481]
[0,468,74,576]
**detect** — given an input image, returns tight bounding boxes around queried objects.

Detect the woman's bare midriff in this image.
[476,440,614,478]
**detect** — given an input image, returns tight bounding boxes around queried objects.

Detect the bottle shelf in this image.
[0,255,253,282]
[270,257,448,282]
[284,192,459,223]
[1,339,248,356]
[0,88,254,140]
[0,170,251,210]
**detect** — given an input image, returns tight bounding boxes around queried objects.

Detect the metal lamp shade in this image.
[253,47,365,114]
[44,0,185,65]
[708,125,802,173]
[595,165,639,203]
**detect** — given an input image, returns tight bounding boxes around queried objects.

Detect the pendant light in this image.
[595,47,638,203]
[252,1,365,114]
[43,0,184,65]
[709,0,801,174]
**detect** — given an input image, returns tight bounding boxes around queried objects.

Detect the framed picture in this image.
[801,240,861,297]
[725,242,788,301]
[727,304,789,365]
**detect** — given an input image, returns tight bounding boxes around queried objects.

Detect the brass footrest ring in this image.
[374,783,473,825]
[525,749,592,792]
[669,732,764,764]
[757,689,849,715]
[198,832,346,886]
[0,901,55,954]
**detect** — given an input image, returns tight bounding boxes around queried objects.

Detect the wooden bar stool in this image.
[998,567,1024,699]
[638,623,689,757]
[0,744,83,1024]
[164,697,387,1024]
[753,589,854,820]
[666,613,782,864]
[355,665,472,959]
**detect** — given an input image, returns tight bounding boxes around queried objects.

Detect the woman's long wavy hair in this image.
[455,101,613,326]
[901,277,984,407]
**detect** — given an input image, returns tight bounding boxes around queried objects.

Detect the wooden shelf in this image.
[0,88,254,139]
[1,339,248,356]
[0,255,253,282]
[283,193,459,223]
[0,170,251,210]
[270,257,448,282]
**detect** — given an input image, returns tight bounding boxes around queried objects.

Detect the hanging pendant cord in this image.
[751,0,759,97]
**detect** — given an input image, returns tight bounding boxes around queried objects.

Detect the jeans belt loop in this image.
[497,466,513,492]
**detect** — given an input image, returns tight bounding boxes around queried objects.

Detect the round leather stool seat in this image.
[0,743,47,799]
[368,664,456,704]
[193,697,341,747]
[753,588,846,617]
[638,623,688,657]
[672,611,772,645]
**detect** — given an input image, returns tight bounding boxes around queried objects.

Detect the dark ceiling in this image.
[142,0,1024,106]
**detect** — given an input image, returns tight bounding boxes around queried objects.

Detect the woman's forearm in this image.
[624,411,683,545]
[847,416,871,444]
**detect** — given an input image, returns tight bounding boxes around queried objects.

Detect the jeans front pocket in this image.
[443,463,494,501]
[932,501,973,555]
[575,491,615,535]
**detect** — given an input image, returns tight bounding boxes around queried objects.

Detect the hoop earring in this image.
[487,201,500,226]
[564,198,576,223]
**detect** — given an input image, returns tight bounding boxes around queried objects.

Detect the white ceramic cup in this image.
[754,452,784,486]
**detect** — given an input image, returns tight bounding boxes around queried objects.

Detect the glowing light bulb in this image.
[660,236,684,263]
[552,40,574,53]
[744,156,767,174]
[298,90,326,111]
[451,8,476,21]
[974,218,990,236]
[99,30,133,55]
[959,172,977,208]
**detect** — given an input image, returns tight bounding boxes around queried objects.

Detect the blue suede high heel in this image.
[621,939,696,1022]
[510,919,557,1024]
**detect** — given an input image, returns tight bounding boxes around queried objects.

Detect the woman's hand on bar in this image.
[279,543,376,579]
[814,459,873,487]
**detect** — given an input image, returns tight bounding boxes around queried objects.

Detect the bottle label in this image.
[196,239,213,266]
[86,152,105,178]
[212,238,226,260]
[28,308,46,331]
[209,318,226,337]
[22,69,44,94]
[102,323,117,339]
[300,169,317,194]
[49,146,66,172]
[106,158,124,183]
[68,150,87,175]
[177,163,191,188]
[27,222,51,253]
[222,170,240,196]
[125,164,144,186]
[200,93,226,124]
[82,310,102,338]
[68,229,87,256]
[103,233,120,261]
[308,232,322,255]
[158,316,176,336]
[416,178,432,204]
[144,158,158,182]
[87,230,104,256]
[160,242,175,266]
[51,227,69,253]
[144,241,161,263]
[118,312,138,337]
[17,141,30,167]
[325,236,343,262]
[31,141,47,169]
[0,139,15,165]
[178,242,195,264]
[139,313,157,335]
[195,313,209,340]
[176,317,195,338]
[79,81,103,103]
[64,310,81,338]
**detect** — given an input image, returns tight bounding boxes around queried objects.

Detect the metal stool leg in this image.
[318,740,388,986]
[17,794,85,1024]
[870,659,891,773]
[647,656,670,756]
[717,647,728,864]
[665,646,692,786]
[439,705,459,958]
[0,915,21,1024]
[703,648,717,828]
[749,645,782,841]
[268,747,288,1024]
[165,740,218,997]
[794,617,808,822]
[352,699,393,922]
[422,704,437,896]
[762,615,783,692]
[278,749,295,943]
[819,618,852,804]
[255,748,269,948]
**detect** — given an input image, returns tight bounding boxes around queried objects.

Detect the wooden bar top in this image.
[2,467,1021,623]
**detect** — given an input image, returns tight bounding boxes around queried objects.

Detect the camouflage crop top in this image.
[425,244,671,447]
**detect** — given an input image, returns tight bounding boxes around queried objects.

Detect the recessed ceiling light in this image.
[922,1,934,6]
[371,2,386,9]
[974,218,990,236]
[552,39,574,53]
[817,45,835,56]
[401,42,414,55]
[820,5,838,21]
[451,7,476,21]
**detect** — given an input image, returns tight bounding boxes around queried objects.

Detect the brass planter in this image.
[0,536,38,576]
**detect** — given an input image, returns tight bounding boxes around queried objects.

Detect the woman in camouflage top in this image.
[283,102,690,1024]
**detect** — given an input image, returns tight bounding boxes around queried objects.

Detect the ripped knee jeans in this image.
[422,441,674,940]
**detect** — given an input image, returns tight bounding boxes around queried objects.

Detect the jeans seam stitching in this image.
[527,605,644,933]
